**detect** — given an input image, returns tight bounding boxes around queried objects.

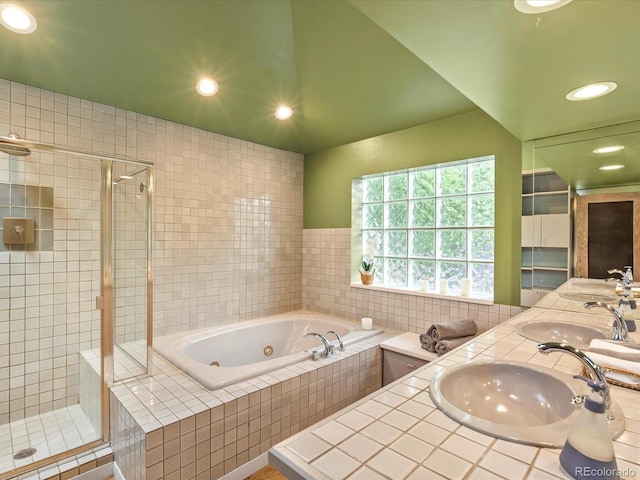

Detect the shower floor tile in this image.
[0,404,99,477]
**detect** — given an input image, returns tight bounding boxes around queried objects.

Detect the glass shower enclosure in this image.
[0,135,153,479]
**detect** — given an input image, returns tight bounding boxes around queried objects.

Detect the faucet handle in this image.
[327,330,344,351]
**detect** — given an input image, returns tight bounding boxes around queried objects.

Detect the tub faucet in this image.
[583,301,630,342]
[327,330,344,352]
[537,342,611,412]
[304,332,331,358]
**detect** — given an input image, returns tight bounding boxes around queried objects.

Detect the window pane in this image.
[364,177,383,202]
[385,258,407,286]
[354,156,494,296]
[411,260,435,288]
[363,203,383,228]
[362,230,383,260]
[386,173,408,200]
[470,229,494,261]
[438,260,466,281]
[470,160,494,193]
[385,201,407,228]
[410,230,435,258]
[469,194,494,226]
[385,230,407,256]
[437,229,466,259]
[470,262,494,295]
[410,199,435,227]
[437,196,466,227]
[438,164,466,195]
[410,169,435,198]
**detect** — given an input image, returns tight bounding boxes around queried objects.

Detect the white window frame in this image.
[351,155,495,301]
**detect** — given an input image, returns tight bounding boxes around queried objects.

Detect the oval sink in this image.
[559,292,618,304]
[514,321,609,349]
[429,361,625,447]
[569,280,617,291]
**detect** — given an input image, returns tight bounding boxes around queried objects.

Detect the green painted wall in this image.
[304,110,523,305]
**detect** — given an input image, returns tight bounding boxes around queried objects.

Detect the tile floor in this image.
[0,404,100,477]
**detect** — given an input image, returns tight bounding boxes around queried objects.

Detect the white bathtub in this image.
[153,311,383,390]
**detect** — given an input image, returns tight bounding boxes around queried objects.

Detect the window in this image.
[353,155,495,298]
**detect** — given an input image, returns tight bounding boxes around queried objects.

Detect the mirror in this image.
[534,120,640,194]
[521,120,640,306]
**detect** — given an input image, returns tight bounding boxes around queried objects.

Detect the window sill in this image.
[349,282,494,305]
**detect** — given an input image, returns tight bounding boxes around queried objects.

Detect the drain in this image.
[210,361,220,367]
[263,345,274,356]
[14,447,36,460]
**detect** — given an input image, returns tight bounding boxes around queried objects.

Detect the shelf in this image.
[522,171,568,195]
[532,247,568,269]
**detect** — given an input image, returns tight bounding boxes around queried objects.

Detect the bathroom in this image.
[0,1,639,479]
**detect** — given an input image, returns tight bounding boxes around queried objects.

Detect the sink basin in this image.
[559,292,618,304]
[429,361,625,446]
[570,280,617,291]
[514,321,609,349]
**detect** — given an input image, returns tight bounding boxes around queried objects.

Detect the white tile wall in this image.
[302,228,522,332]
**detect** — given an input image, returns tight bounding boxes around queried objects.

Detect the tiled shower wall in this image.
[302,229,523,332]
[0,78,303,423]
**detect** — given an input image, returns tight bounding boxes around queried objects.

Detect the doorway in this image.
[575,192,640,278]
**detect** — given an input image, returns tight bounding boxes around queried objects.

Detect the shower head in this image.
[0,134,31,156]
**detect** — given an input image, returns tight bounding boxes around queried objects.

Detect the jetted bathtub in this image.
[153,311,383,390]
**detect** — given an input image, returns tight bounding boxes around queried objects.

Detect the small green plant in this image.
[361,258,375,273]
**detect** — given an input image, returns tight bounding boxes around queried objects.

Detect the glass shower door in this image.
[0,145,103,477]
[0,134,153,480]
[112,163,152,381]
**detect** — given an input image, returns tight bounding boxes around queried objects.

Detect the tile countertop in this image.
[268,288,640,479]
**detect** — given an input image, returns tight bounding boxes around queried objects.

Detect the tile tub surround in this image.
[270,305,640,479]
[109,330,396,479]
[302,229,523,333]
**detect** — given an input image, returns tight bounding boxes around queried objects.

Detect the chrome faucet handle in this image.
[537,342,611,412]
[583,301,630,342]
[327,330,344,351]
[303,332,331,358]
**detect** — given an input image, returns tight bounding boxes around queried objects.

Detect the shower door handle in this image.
[96,296,104,310]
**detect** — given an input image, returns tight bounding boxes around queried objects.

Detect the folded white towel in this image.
[587,339,640,362]
[586,339,640,386]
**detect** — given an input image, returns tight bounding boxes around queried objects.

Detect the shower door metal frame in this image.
[0,135,154,479]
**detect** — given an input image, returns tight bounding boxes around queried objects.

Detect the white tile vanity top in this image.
[379,332,438,362]
[269,283,640,480]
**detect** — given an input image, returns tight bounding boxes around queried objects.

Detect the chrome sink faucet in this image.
[607,268,625,281]
[304,332,331,358]
[326,330,344,352]
[537,342,611,413]
[583,301,630,342]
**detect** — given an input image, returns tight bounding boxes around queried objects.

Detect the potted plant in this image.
[360,257,376,285]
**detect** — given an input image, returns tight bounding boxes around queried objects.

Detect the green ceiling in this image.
[1,0,639,185]
[0,0,477,154]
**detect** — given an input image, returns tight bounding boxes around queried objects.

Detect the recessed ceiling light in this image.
[196,78,218,97]
[514,0,573,14]
[599,164,625,171]
[275,106,293,120]
[0,3,37,34]
[566,82,617,101]
[593,145,625,154]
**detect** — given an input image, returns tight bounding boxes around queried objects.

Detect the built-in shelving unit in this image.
[521,170,572,306]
